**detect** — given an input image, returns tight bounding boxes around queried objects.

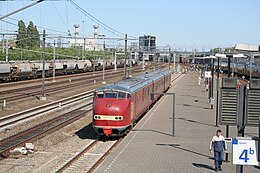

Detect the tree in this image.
[33,26,40,47]
[16,20,27,48]
[27,21,40,48]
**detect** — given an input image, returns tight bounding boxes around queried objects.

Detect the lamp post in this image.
[150,92,176,136]
[93,46,95,73]
[168,47,171,71]
[40,30,46,100]
[124,33,127,79]
[5,38,8,62]
[102,39,106,84]
[52,40,56,82]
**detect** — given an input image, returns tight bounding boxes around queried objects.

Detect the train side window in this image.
[96,91,104,98]
[118,92,126,99]
[105,92,117,98]
[127,93,131,99]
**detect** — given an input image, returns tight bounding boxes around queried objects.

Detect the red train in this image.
[92,69,171,137]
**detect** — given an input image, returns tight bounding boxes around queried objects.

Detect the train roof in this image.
[95,69,171,94]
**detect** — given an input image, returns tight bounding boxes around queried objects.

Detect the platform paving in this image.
[93,71,260,173]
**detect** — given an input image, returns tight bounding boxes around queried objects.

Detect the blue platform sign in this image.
[232,139,258,165]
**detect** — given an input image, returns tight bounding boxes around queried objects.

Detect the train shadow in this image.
[98,135,121,142]
[74,123,122,141]
[74,123,98,140]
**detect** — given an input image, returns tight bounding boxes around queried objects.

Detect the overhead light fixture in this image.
[215,53,227,58]
[235,44,258,52]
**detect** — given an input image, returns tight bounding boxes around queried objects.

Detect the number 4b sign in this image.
[233,139,258,165]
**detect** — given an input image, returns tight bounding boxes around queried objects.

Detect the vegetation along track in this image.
[0,103,92,159]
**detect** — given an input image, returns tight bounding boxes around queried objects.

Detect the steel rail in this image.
[0,104,92,159]
[0,90,94,128]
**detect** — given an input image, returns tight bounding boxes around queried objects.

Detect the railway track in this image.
[0,90,94,129]
[55,138,122,173]
[0,68,143,104]
[0,69,183,172]
[0,103,93,159]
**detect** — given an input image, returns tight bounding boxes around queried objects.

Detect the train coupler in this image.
[103,128,112,137]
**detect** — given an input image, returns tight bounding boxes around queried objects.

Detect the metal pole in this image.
[41,30,46,100]
[102,40,106,84]
[168,48,171,71]
[129,50,132,76]
[142,52,145,71]
[211,59,214,98]
[249,54,253,81]
[225,125,229,162]
[172,93,176,136]
[258,119,260,162]
[210,58,214,109]
[114,48,117,72]
[215,57,220,127]
[83,38,85,60]
[5,38,8,62]
[52,40,56,82]
[236,85,245,173]
[124,33,127,79]
[93,47,95,73]
[2,34,4,56]
[227,56,231,77]
[173,53,176,73]
[225,55,231,162]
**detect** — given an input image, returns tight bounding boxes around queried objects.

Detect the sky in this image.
[0,0,259,51]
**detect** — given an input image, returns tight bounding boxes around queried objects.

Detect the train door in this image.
[134,92,138,120]
[130,97,135,122]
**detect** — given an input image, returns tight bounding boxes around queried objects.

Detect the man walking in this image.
[198,76,201,85]
[210,130,227,172]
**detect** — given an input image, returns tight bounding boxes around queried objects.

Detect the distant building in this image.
[139,35,156,51]
[68,24,102,51]
[69,38,102,51]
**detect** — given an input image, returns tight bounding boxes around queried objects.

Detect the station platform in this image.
[94,71,260,173]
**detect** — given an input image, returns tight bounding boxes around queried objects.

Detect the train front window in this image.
[96,91,104,98]
[105,92,117,98]
[118,92,126,99]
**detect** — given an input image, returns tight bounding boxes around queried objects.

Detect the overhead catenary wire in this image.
[0,0,44,20]
[67,0,125,37]
[0,15,69,35]
[50,0,70,35]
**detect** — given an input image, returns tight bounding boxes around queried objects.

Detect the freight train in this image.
[0,59,137,82]
[92,69,171,137]
[194,57,260,79]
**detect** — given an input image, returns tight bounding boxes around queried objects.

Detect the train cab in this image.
[92,86,132,136]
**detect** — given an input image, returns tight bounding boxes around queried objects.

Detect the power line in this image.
[68,0,124,37]
[50,0,70,35]
[0,15,69,34]
[0,0,44,20]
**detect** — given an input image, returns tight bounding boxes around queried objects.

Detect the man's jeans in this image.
[214,150,224,169]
